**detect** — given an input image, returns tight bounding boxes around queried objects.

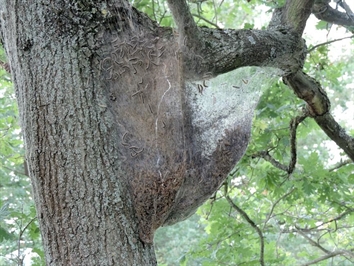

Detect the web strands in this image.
[187,66,281,158]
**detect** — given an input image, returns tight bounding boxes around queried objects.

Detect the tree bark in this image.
[1,0,354,265]
[0,0,253,263]
[1,1,157,264]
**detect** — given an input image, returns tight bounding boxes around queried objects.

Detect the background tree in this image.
[0,0,353,265]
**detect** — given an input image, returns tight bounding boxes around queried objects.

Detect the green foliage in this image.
[129,1,354,265]
[131,0,173,27]
[316,20,329,30]
[155,215,206,266]
[0,45,44,265]
[1,1,353,266]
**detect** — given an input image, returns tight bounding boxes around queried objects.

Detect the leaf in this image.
[0,226,14,242]
[315,20,328,30]
[244,23,254,29]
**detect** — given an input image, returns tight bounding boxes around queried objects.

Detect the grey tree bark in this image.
[0,1,157,265]
[0,0,353,265]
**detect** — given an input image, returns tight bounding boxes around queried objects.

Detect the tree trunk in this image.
[4,0,351,265]
[0,1,157,264]
[1,0,255,260]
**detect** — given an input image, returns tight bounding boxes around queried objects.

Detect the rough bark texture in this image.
[1,0,354,265]
[1,1,157,265]
[0,0,253,262]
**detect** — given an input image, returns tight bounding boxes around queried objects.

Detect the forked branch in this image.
[252,112,307,174]
[313,0,354,30]
[285,71,354,162]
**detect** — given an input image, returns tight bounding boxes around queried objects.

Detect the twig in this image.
[158,10,167,25]
[17,217,37,265]
[295,209,353,232]
[263,188,296,229]
[218,0,225,8]
[212,0,217,26]
[252,150,288,172]
[301,250,353,266]
[301,251,343,266]
[288,113,308,174]
[151,0,157,22]
[295,229,331,254]
[252,113,307,174]
[307,35,354,53]
[224,185,265,266]
[328,158,352,172]
[192,13,221,28]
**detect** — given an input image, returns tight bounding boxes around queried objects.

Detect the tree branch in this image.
[289,113,308,174]
[295,209,353,233]
[296,229,331,253]
[307,35,354,53]
[285,71,330,116]
[312,0,354,30]
[263,188,296,228]
[224,185,265,266]
[339,0,354,21]
[166,0,202,48]
[301,250,350,266]
[192,13,221,28]
[269,2,354,162]
[252,112,307,174]
[252,150,289,172]
[328,158,353,171]
[0,19,3,45]
[285,71,354,162]
[17,217,37,264]
[283,0,315,34]
[166,1,306,81]
[181,27,305,80]
[315,113,354,162]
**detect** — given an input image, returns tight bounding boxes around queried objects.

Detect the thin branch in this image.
[158,10,168,25]
[252,150,289,172]
[328,158,353,172]
[263,188,296,229]
[17,217,37,265]
[295,229,331,254]
[307,35,354,53]
[218,0,225,8]
[151,0,157,22]
[252,112,307,174]
[295,209,353,232]
[224,185,265,266]
[288,113,308,174]
[301,250,350,266]
[192,13,221,28]
[1,165,26,177]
